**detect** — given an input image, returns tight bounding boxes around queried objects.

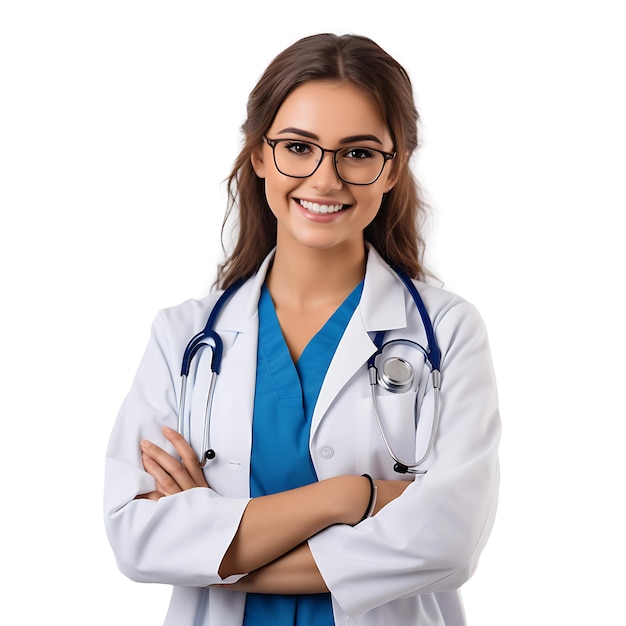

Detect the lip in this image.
[293,197,352,221]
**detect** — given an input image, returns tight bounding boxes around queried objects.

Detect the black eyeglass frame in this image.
[262,135,396,186]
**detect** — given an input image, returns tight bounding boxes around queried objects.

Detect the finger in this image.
[140,441,197,492]
[135,490,163,501]
[162,426,209,487]
[141,452,183,496]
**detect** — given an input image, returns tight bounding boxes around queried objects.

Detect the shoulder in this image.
[414,278,487,332]
[153,249,275,337]
[391,269,491,366]
[407,280,493,370]
[148,262,267,346]
[412,279,480,322]
[149,291,225,350]
[157,292,224,326]
[364,246,488,337]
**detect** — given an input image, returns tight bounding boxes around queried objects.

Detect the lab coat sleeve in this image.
[103,308,250,587]
[308,300,501,618]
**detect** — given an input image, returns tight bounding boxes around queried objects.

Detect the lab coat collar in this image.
[212,250,276,333]
[210,244,411,447]
[213,244,408,334]
[360,243,407,332]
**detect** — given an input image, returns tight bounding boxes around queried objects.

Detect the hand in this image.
[139,426,209,497]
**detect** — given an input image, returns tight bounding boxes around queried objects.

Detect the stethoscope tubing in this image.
[369,366,441,474]
[392,267,441,371]
[178,280,244,465]
[178,354,220,467]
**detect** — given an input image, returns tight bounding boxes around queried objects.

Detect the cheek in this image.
[357,189,385,215]
[356,188,388,230]
[263,171,295,212]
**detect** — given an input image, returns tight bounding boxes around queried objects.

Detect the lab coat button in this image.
[320,446,334,459]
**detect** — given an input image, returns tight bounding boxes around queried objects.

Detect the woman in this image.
[104,33,500,626]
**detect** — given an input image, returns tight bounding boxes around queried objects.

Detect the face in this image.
[251,80,398,256]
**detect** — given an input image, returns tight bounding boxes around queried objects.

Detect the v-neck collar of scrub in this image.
[259,281,364,367]
[257,284,301,406]
[257,281,364,422]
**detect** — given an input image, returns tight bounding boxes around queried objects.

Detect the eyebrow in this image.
[276,127,384,145]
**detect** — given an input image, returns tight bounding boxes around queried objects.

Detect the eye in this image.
[343,147,377,160]
[283,141,314,156]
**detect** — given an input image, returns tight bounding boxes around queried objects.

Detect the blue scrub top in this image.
[243,281,364,626]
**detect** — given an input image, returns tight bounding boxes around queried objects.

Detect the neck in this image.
[267,238,367,311]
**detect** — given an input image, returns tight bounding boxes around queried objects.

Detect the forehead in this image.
[268,80,391,144]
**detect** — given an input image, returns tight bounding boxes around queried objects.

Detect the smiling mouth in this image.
[297,199,349,214]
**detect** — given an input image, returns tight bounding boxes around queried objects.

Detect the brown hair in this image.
[217,33,428,289]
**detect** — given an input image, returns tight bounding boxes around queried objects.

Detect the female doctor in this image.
[104,33,500,626]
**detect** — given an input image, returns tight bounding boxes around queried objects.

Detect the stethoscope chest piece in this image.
[377,356,413,393]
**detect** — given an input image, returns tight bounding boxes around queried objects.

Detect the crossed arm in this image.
[138,426,409,594]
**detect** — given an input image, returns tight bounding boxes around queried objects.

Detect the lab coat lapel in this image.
[205,253,274,496]
[310,248,408,437]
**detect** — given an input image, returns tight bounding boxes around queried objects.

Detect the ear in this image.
[382,150,407,192]
[251,143,266,178]
[383,171,398,193]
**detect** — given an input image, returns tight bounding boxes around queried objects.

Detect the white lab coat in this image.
[104,246,500,626]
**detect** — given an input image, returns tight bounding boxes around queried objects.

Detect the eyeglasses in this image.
[262,136,396,186]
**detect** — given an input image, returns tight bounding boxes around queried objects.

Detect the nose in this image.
[310,151,343,191]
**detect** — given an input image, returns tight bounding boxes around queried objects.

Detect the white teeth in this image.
[299,199,344,214]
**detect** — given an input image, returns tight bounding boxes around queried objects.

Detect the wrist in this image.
[357,474,377,524]
[324,475,371,526]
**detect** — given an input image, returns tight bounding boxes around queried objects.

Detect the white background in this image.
[1,1,624,624]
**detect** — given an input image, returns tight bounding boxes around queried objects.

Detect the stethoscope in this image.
[368,269,441,474]
[178,268,441,474]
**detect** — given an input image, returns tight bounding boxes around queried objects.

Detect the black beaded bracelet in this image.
[359,473,378,523]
